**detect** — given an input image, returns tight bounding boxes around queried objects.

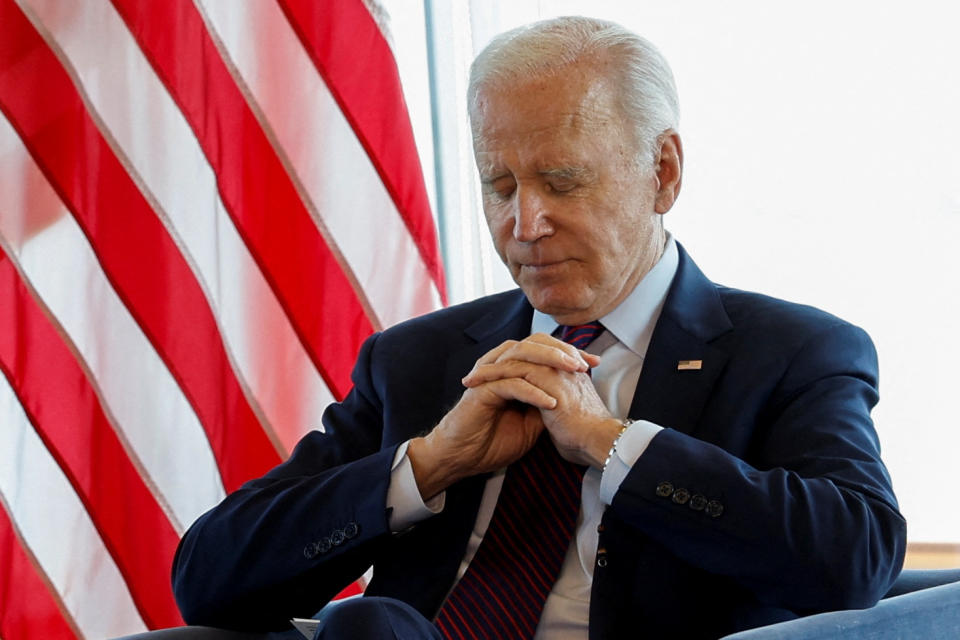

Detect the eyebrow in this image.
[540,167,594,181]
[477,166,594,185]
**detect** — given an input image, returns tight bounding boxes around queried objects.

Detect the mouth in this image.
[517,259,570,275]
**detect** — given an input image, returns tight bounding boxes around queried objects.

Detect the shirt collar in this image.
[530,233,679,358]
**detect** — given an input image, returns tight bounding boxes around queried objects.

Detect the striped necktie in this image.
[435,322,604,639]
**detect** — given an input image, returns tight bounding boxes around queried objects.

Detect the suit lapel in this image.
[628,245,732,436]
[443,290,533,401]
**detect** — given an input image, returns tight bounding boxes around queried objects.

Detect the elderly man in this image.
[165,15,905,640]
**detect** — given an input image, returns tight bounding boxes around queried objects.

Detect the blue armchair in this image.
[720,569,960,639]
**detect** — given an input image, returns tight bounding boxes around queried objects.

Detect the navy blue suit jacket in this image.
[173,246,906,639]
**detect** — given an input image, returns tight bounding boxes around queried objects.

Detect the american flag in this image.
[0,0,445,636]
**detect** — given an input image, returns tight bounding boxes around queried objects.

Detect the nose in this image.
[512,185,553,243]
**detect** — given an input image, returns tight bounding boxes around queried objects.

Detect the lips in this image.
[518,259,570,275]
[511,252,567,267]
[525,260,563,268]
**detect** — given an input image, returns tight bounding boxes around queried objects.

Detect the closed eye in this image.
[481,176,516,202]
[545,179,577,193]
[541,167,592,193]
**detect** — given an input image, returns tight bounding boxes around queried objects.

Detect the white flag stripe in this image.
[0,374,146,638]
[23,0,336,453]
[0,115,225,532]
[199,0,443,330]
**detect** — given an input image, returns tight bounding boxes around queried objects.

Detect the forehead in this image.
[471,67,626,166]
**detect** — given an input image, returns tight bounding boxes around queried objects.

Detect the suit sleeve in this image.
[171,333,399,630]
[608,322,906,613]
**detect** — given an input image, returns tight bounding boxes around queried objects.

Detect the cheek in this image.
[587,213,645,270]
[484,211,514,257]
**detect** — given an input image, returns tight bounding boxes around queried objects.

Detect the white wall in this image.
[404,0,960,542]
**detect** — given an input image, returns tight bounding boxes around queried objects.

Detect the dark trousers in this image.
[114,597,443,640]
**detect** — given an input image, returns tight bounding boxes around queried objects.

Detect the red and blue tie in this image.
[435,322,604,639]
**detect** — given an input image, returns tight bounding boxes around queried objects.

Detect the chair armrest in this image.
[885,568,960,598]
[720,580,960,639]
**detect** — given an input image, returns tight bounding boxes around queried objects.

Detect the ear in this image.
[653,130,683,214]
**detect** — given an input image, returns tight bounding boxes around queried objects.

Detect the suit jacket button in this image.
[303,543,318,559]
[656,482,674,498]
[706,500,724,518]
[672,488,690,505]
[596,549,608,568]
[344,522,359,539]
[331,529,346,546]
[318,537,332,553]
[689,494,707,511]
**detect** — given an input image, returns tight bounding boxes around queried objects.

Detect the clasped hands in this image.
[407,333,625,501]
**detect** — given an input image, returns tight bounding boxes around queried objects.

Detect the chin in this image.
[525,291,593,324]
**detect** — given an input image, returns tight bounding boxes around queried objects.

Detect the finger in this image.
[474,377,558,410]
[464,360,563,388]
[524,332,587,356]
[580,351,602,368]
[465,351,600,388]
[473,339,522,367]
[525,333,601,371]
[494,334,590,371]
[475,361,604,416]
[466,340,586,386]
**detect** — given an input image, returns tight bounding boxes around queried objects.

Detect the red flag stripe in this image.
[278,0,448,304]
[0,347,148,635]
[110,0,377,401]
[0,111,225,533]
[19,0,333,460]
[0,495,78,640]
[1,1,444,630]
[0,250,182,628]
[0,0,282,492]
[196,0,442,330]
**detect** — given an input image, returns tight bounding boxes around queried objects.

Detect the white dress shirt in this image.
[386,236,679,638]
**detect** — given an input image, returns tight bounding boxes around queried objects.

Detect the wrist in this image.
[407,435,450,502]
[408,427,474,501]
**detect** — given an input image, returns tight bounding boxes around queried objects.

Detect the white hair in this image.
[468,16,680,162]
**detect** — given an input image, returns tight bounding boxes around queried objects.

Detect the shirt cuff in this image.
[599,420,663,505]
[386,440,445,532]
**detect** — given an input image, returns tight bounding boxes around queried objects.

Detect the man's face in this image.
[472,62,674,325]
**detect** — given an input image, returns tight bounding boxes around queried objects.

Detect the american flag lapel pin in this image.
[677,360,702,371]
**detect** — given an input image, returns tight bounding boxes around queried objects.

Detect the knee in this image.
[315,597,440,640]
